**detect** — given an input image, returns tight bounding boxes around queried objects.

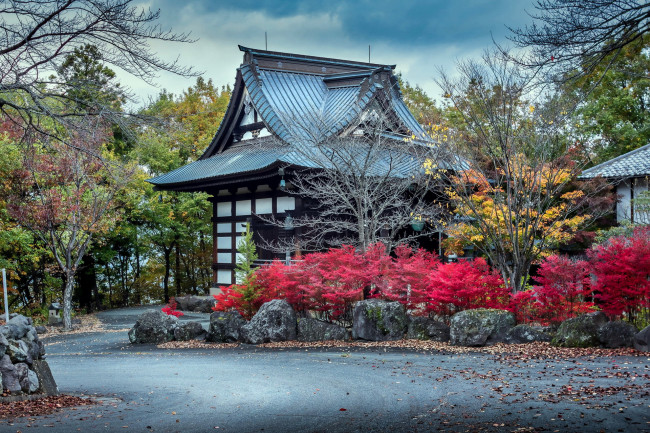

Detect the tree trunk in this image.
[174,241,181,297]
[63,271,74,330]
[133,228,141,305]
[163,247,171,303]
[75,252,97,312]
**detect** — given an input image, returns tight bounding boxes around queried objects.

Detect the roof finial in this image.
[368,45,371,63]
[265,32,268,50]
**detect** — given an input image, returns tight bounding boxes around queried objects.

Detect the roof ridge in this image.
[239,45,395,70]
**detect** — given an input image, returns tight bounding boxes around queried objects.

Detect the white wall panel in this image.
[277,196,295,213]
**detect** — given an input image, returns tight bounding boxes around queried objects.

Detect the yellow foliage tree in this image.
[431,51,610,292]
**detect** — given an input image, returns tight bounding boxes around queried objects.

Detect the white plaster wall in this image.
[616,177,650,224]
[217,269,232,285]
[616,179,632,223]
[216,201,231,217]
[277,196,295,213]
[633,177,649,224]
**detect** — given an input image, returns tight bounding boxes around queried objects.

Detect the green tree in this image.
[235,224,258,285]
[568,35,650,164]
[130,79,230,301]
[7,126,130,329]
[398,75,443,127]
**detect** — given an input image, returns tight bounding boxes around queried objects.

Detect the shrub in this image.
[529,255,594,324]
[423,258,509,318]
[588,225,650,327]
[383,244,439,310]
[161,297,183,317]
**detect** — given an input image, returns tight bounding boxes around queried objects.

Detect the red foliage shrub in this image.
[212,273,283,320]
[509,290,543,324]
[382,244,440,310]
[588,226,650,325]
[526,255,594,324]
[161,297,184,317]
[423,258,509,317]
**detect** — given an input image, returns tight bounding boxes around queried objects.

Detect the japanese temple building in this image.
[148,46,435,289]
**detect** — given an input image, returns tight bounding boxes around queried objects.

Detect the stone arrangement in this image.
[1,314,58,397]
[128,300,650,352]
[174,295,216,314]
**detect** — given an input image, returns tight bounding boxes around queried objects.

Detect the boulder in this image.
[634,325,650,352]
[7,315,31,339]
[15,362,39,394]
[32,360,58,395]
[240,300,297,344]
[128,310,178,344]
[26,340,43,362]
[35,326,47,335]
[0,354,20,393]
[407,316,450,342]
[352,299,408,341]
[551,312,609,348]
[174,321,206,341]
[207,311,246,343]
[297,318,348,342]
[504,324,552,344]
[7,339,30,364]
[177,295,215,313]
[449,309,516,347]
[0,333,7,357]
[597,321,637,348]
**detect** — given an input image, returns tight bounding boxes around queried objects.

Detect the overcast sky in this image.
[127,0,537,106]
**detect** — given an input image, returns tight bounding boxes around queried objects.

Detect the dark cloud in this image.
[162,0,534,46]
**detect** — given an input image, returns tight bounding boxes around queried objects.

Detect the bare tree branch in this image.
[0,0,197,144]
[506,0,650,83]
[257,107,451,254]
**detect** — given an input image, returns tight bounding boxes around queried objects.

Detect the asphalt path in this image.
[2,306,649,433]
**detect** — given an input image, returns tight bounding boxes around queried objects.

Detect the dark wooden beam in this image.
[234,121,266,134]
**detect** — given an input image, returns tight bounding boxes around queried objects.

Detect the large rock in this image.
[504,324,552,344]
[0,354,20,393]
[1,315,31,341]
[450,309,516,347]
[634,325,650,352]
[174,321,206,341]
[128,310,178,344]
[240,300,297,344]
[297,318,348,342]
[176,295,215,313]
[7,339,30,364]
[15,362,39,394]
[0,316,55,396]
[352,299,408,341]
[0,333,7,357]
[32,360,58,396]
[598,321,637,348]
[207,311,246,343]
[551,312,609,348]
[407,316,450,342]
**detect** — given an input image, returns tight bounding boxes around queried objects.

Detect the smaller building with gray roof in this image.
[581,143,650,224]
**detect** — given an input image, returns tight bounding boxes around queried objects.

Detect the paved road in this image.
[2,307,649,433]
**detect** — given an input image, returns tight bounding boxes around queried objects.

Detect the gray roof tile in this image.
[149,47,439,190]
[580,143,650,179]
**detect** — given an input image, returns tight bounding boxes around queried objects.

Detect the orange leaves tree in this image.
[433,52,609,292]
[7,125,130,329]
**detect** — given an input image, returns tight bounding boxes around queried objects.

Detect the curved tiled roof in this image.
[580,143,650,179]
[147,134,435,192]
[149,46,437,190]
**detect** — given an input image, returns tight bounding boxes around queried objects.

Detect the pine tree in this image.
[235,223,258,285]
